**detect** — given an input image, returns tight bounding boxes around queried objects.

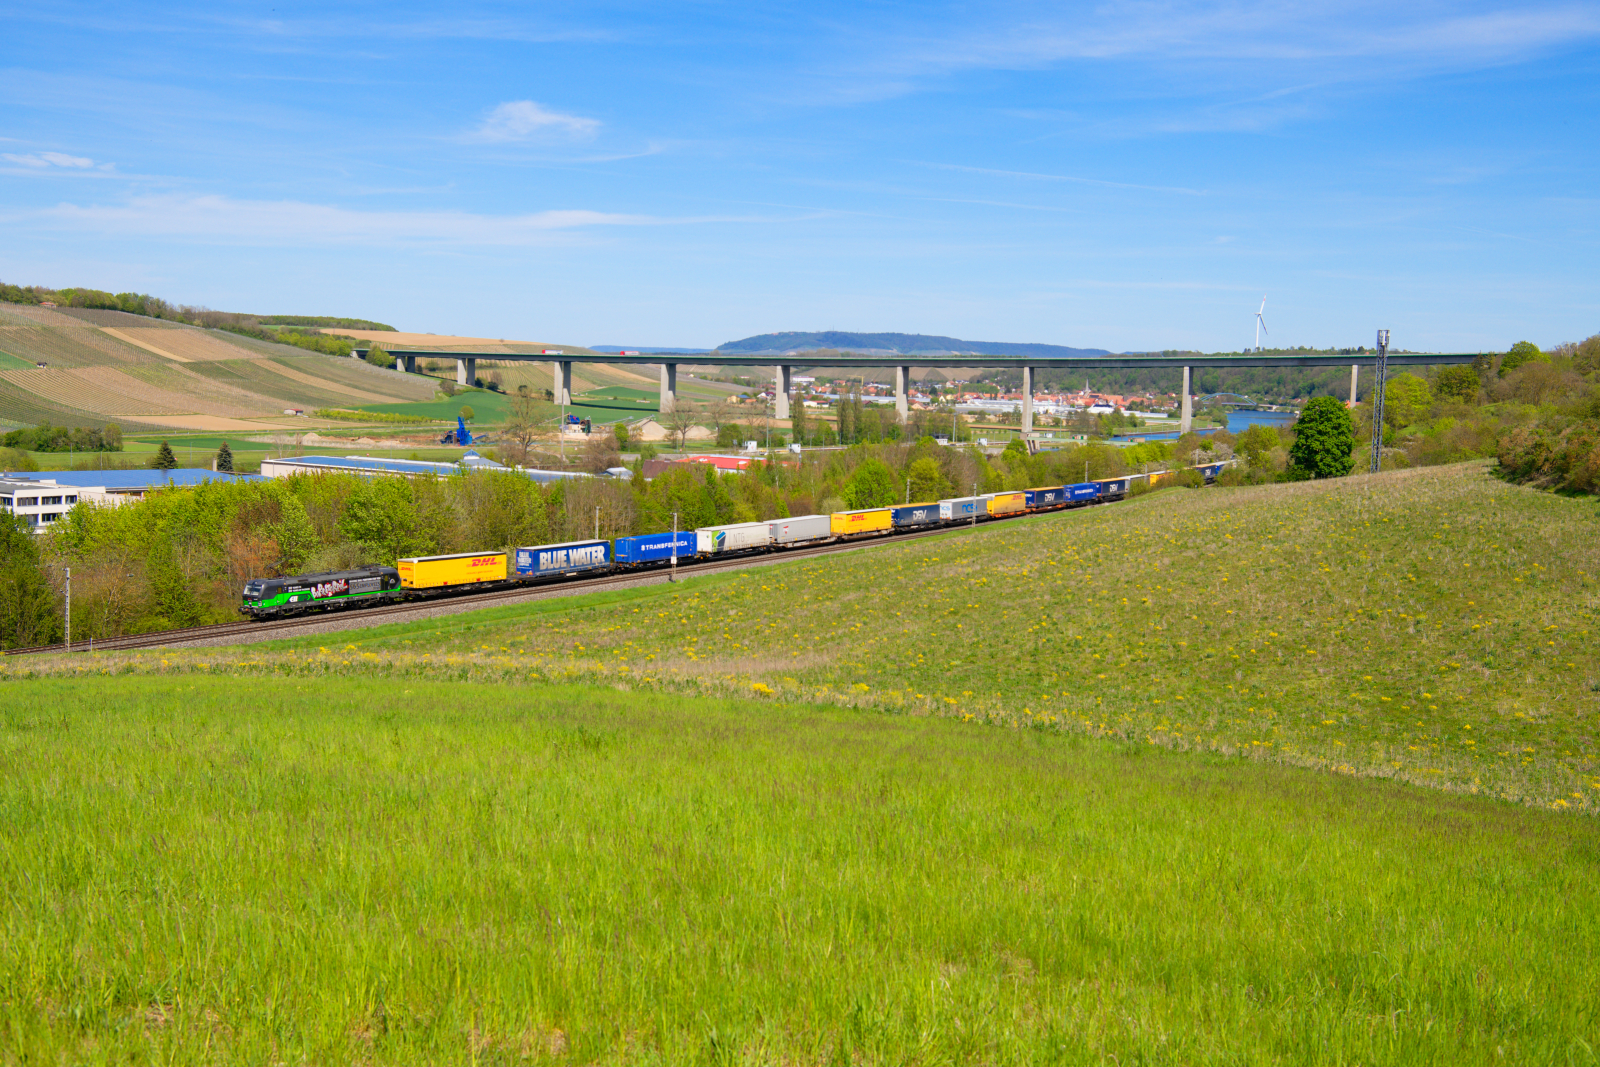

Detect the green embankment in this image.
[0,676,1594,1064]
[208,460,1599,810]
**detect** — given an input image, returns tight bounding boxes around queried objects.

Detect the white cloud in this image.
[3,151,98,168]
[467,100,601,143]
[9,194,745,247]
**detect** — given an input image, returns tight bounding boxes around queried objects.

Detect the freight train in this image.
[240,464,1228,619]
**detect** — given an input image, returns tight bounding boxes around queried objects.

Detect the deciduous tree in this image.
[1288,396,1355,478]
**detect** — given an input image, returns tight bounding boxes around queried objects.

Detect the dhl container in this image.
[397,550,508,589]
[830,507,893,536]
[985,491,1027,517]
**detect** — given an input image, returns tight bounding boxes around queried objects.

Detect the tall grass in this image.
[1,676,1596,1063]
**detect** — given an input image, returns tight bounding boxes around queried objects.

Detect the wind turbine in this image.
[1254,296,1268,352]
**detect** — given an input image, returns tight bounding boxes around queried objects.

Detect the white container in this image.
[769,514,832,545]
[939,496,984,521]
[695,521,773,555]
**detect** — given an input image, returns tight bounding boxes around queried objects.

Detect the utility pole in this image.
[971,481,978,529]
[1369,329,1390,474]
[594,505,600,540]
[670,511,678,582]
[63,566,70,652]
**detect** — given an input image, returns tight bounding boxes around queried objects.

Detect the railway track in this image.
[7,509,1036,657]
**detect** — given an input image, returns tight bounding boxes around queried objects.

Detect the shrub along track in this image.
[9,506,1065,655]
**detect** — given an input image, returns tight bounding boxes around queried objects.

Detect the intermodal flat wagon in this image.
[398,550,508,589]
[769,514,832,545]
[515,539,610,579]
[831,508,893,537]
[1024,486,1066,509]
[939,496,983,521]
[240,566,400,617]
[1065,482,1098,503]
[985,491,1027,517]
[890,503,942,528]
[696,521,772,555]
[614,531,695,565]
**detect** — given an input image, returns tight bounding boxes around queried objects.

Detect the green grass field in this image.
[6,461,1600,1061]
[0,676,1595,1064]
[79,460,1591,810]
[357,389,644,428]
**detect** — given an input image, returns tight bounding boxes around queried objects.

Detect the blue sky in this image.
[2,1,1597,352]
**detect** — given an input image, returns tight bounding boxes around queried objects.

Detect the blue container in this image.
[890,503,942,528]
[1196,462,1225,483]
[1065,482,1098,502]
[514,539,611,578]
[1024,486,1066,509]
[1095,477,1131,497]
[613,531,696,565]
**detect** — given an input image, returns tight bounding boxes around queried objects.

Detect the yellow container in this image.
[397,550,508,589]
[986,492,1026,516]
[830,508,893,536]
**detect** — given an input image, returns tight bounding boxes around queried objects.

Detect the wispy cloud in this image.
[3,151,101,169]
[466,101,601,143]
[8,194,750,247]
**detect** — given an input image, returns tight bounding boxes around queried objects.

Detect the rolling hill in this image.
[717,330,1110,358]
[0,303,434,432]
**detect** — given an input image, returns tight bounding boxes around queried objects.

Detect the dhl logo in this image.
[469,557,498,567]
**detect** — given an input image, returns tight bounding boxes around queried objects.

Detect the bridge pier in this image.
[1349,364,1359,407]
[456,357,476,386]
[774,365,791,420]
[1179,366,1192,433]
[895,365,911,423]
[400,353,416,374]
[1021,365,1035,433]
[552,360,573,405]
[659,363,677,413]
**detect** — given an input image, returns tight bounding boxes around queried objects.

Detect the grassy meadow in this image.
[1,676,1597,1064]
[5,460,1600,1061]
[30,459,1593,809]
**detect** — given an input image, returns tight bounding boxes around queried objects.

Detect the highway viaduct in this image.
[358,348,1481,434]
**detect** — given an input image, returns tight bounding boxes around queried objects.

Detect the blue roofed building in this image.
[0,468,265,529]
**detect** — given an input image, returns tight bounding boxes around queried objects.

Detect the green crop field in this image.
[0,675,1595,1064]
[5,460,1599,1061]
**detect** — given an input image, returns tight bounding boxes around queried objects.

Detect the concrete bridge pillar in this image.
[552,360,573,406]
[774,364,792,420]
[659,363,678,413]
[1021,365,1035,433]
[1349,364,1359,407]
[456,357,476,386]
[1179,366,1192,433]
[895,365,911,423]
[400,353,416,374]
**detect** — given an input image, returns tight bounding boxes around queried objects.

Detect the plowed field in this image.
[68,367,272,418]
[106,327,257,362]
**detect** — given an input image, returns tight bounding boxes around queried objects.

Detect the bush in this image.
[364,345,396,370]
[1498,419,1600,493]
[1500,341,1547,376]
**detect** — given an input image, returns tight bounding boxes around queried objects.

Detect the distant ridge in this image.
[717,331,1109,358]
